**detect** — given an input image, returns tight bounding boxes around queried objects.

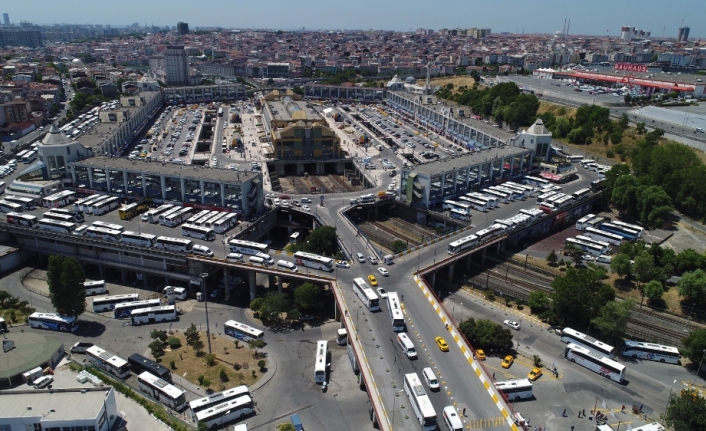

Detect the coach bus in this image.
[46,208,84,223]
[387,292,405,332]
[466,192,497,208]
[187,210,210,225]
[0,200,23,213]
[213,213,238,234]
[42,190,76,209]
[352,277,380,311]
[92,196,121,216]
[189,386,251,422]
[565,238,604,257]
[83,280,107,296]
[611,220,644,238]
[155,236,194,253]
[146,204,175,223]
[5,212,38,227]
[442,200,472,215]
[621,340,680,364]
[131,305,178,325]
[137,371,187,410]
[118,202,149,220]
[314,340,328,384]
[229,239,269,255]
[113,299,162,318]
[403,372,437,431]
[224,320,265,342]
[86,346,131,379]
[43,211,75,224]
[572,188,592,201]
[293,251,334,271]
[158,206,182,225]
[28,312,78,333]
[458,196,489,212]
[565,343,626,383]
[583,227,623,246]
[447,234,479,255]
[92,294,140,312]
[560,327,614,358]
[91,220,124,232]
[600,223,638,241]
[522,175,550,187]
[4,195,35,210]
[128,353,172,382]
[84,226,122,242]
[164,207,193,227]
[495,378,534,401]
[193,395,254,429]
[121,231,157,248]
[38,218,76,233]
[181,224,216,241]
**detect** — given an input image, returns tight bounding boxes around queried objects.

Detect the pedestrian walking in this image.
[462,408,466,417]
[621,405,625,413]
[534,427,537,431]
[582,409,585,417]
[562,409,566,417]
[571,427,574,431]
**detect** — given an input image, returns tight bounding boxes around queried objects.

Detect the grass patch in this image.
[159,332,266,391]
[430,76,485,91]
[1,308,32,325]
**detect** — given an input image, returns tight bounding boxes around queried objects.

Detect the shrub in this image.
[250,297,264,311]
[533,354,543,368]
[169,360,176,370]
[150,329,168,342]
[484,292,495,301]
[167,337,181,349]
[9,310,16,322]
[258,359,266,370]
[202,378,211,389]
[204,353,217,366]
[219,368,229,382]
[234,363,242,371]
[505,298,512,307]
[198,375,205,385]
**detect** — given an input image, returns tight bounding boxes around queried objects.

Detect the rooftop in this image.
[0,387,111,421]
[267,97,320,123]
[412,144,529,176]
[0,332,62,379]
[72,156,262,183]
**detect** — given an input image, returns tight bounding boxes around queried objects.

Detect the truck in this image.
[8,140,19,152]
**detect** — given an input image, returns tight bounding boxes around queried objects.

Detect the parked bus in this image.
[495,378,534,401]
[575,235,611,253]
[121,231,157,248]
[565,238,604,257]
[84,226,122,242]
[189,386,251,422]
[442,200,472,215]
[228,239,269,255]
[583,227,623,247]
[475,224,506,242]
[158,206,182,225]
[565,343,626,383]
[114,299,162,319]
[202,213,225,229]
[314,340,328,384]
[536,191,558,204]
[38,218,76,233]
[213,213,238,234]
[600,223,638,241]
[195,211,218,227]
[137,371,187,410]
[118,202,148,220]
[224,320,265,342]
[522,176,550,187]
[293,251,334,272]
[193,395,254,429]
[43,211,75,224]
[46,208,84,223]
[83,196,110,214]
[4,195,35,210]
[86,346,131,379]
[83,280,107,296]
[22,150,38,163]
[92,294,140,312]
[387,292,405,332]
[0,200,22,213]
[403,372,437,431]
[5,212,38,227]
[481,189,509,204]
[447,234,479,255]
[492,186,523,201]
[15,150,28,160]
[90,220,124,232]
[621,340,680,364]
[164,207,193,227]
[146,204,175,223]
[28,312,78,333]
[155,236,194,253]
[518,208,544,222]
[187,210,210,225]
[466,192,498,208]
[131,305,177,325]
[352,277,380,311]
[560,327,614,358]
[458,196,489,212]
[181,224,216,241]
[74,195,103,213]
[92,196,121,215]
[611,220,644,238]
[572,188,592,201]
[42,190,76,209]
[576,214,596,231]
[128,353,172,382]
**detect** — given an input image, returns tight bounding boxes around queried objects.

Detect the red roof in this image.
[554,71,695,91]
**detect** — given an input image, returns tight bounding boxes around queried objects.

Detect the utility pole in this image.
[201,272,212,354]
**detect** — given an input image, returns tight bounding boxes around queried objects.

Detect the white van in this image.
[397,333,417,359]
[277,260,297,272]
[256,252,274,265]
[442,406,464,431]
[249,256,265,265]
[226,253,244,262]
[422,367,440,391]
[83,280,107,296]
[33,375,53,389]
[192,244,214,257]
[596,255,612,264]
[163,286,187,300]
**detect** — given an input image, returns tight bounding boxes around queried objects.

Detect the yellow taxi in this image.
[367,275,378,286]
[476,349,486,360]
[528,368,543,381]
[435,337,449,352]
[501,355,514,369]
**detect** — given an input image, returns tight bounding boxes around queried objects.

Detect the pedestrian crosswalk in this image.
[465,416,506,429]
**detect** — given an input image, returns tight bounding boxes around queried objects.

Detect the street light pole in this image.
[200,272,212,354]
[694,350,706,385]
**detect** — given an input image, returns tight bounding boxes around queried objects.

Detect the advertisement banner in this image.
[614,63,648,73]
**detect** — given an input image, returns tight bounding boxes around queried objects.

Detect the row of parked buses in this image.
[144,204,239,240]
[576,214,645,241]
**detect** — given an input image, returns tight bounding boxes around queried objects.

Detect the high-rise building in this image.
[165,45,189,86]
[177,22,189,35]
[0,29,42,47]
[678,26,690,42]
[2,13,8,26]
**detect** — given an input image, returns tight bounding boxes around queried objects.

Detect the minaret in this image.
[426,62,431,93]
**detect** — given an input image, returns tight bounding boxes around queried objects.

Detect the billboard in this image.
[614,63,648,73]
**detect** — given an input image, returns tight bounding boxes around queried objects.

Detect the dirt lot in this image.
[430,76,485,90]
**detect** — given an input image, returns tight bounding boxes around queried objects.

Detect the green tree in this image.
[683,328,706,363]
[47,255,86,318]
[675,249,706,274]
[458,318,513,350]
[550,267,615,328]
[204,353,216,366]
[198,421,209,431]
[591,299,634,342]
[619,113,629,129]
[528,291,549,313]
[390,239,408,253]
[611,175,640,215]
[301,226,338,256]
[150,329,168,342]
[294,283,321,311]
[292,86,303,95]
[185,323,200,347]
[277,423,297,431]
[633,250,655,285]
[663,388,706,431]
[286,308,302,322]
[644,280,664,302]
[192,338,205,354]
[636,122,647,134]
[546,250,558,266]
[149,340,165,358]
[637,185,672,227]
[259,291,289,321]
[219,368,229,382]
[611,254,633,279]
[564,244,584,267]
[678,269,706,304]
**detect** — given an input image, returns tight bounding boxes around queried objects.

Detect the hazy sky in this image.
[4,0,705,38]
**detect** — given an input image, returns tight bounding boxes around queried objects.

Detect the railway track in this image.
[330,174,355,193]
[627,318,685,342]
[391,217,438,241]
[367,220,421,247]
[309,175,331,193]
[290,176,311,195]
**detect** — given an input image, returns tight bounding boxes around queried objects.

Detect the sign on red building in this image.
[614,63,648,73]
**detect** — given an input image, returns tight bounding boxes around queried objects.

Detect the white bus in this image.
[92,196,121,215]
[289,231,301,244]
[93,294,140,312]
[352,277,380,311]
[91,220,124,232]
[131,305,178,325]
[155,236,194,253]
[213,213,238,234]
[228,239,269,255]
[146,204,175,223]
[86,345,131,379]
[495,378,534,401]
[85,226,123,242]
[83,280,107,296]
[466,192,498,208]
[522,175,550,187]
[38,218,76,233]
[121,231,157,248]
[195,211,218,227]
[611,220,644,238]
[158,206,183,225]
[164,207,193,227]
[621,340,680,364]
[565,238,604,257]
[536,190,559,203]
[293,251,334,272]
[224,320,265,342]
[519,208,544,222]
[359,194,376,203]
[565,343,626,383]
[15,150,28,160]
[572,188,592,201]
[46,208,84,223]
[403,372,437,431]
[560,327,614,358]
[22,150,38,163]
[0,200,23,213]
[83,196,110,214]
[575,235,611,252]
[387,292,405,332]
[4,195,35,210]
[181,224,216,241]
[447,234,479,255]
[458,196,489,212]
[492,186,523,201]
[43,212,76,224]
[498,184,529,199]
[5,212,38,227]
[28,312,78,333]
[475,224,506,242]
[74,195,102,212]
[137,371,187,411]
[42,190,76,208]
[189,386,251,422]
[203,213,225,229]
[583,227,623,247]
[483,189,510,204]
[314,340,328,384]
[576,214,596,230]
[187,210,210,225]
[114,299,162,319]
[193,395,254,429]
[442,200,472,215]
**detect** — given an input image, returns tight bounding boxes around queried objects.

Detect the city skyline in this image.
[2,0,704,38]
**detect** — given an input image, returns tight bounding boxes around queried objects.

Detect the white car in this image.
[377,267,389,276]
[503,320,521,330]
[141,214,149,222]
[336,260,350,268]
[301,197,312,203]
[273,199,281,206]
[376,287,388,298]
[302,205,310,212]
[368,256,378,264]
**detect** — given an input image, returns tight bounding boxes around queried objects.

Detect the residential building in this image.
[0,29,42,47]
[177,21,189,35]
[678,26,690,42]
[165,45,189,86]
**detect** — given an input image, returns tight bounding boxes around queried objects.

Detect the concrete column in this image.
[98,264,105,279]
[481,248,487,264]
[430,271,436,288]
[334,301,340,320]
[448,263,454,282]
[278,276,283,293]
[465,254,472,270]
[268,274,275,290]
[496,241,501,255]
[165,276,170,286]
[120,268,127,282]
[224,270,230,301]
[249,271,257,301]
